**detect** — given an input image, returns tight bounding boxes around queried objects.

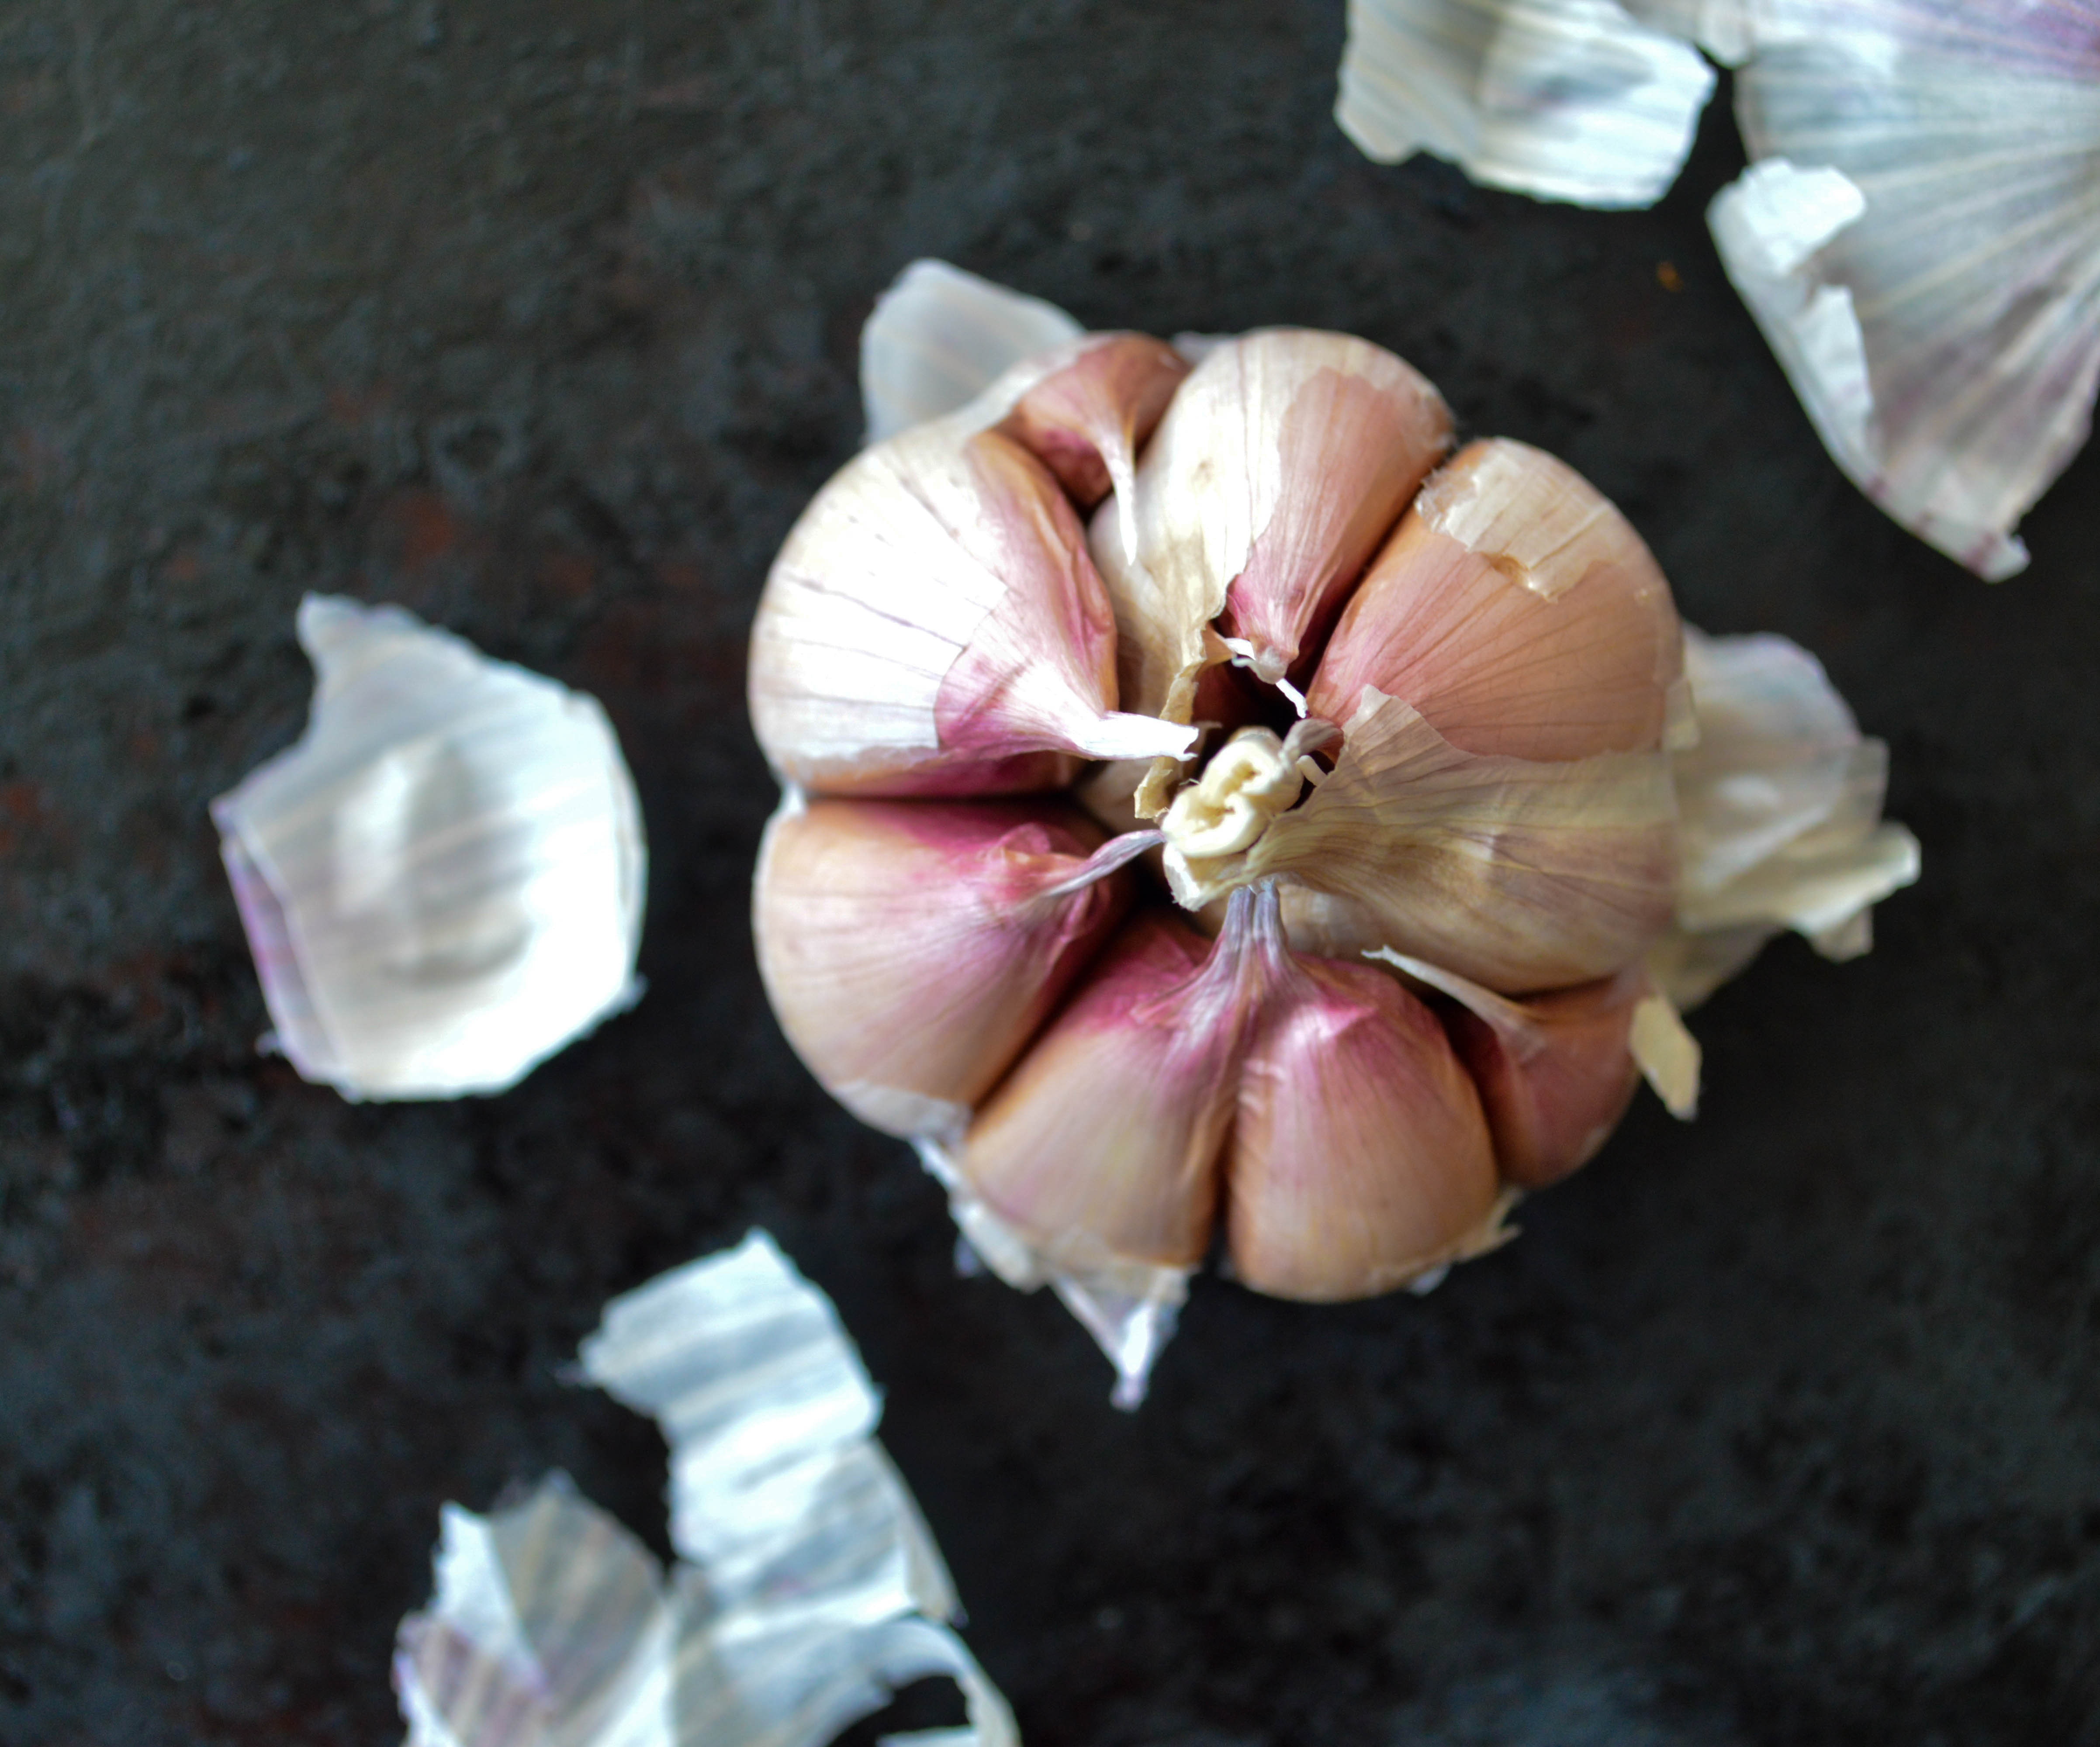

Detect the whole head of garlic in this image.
[748,262,1914,1404]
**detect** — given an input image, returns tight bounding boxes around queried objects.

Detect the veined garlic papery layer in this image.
[747,259,1914,1403]
[213,595,646,1100]
[1335,0,2100,578]
[395,1231,1016,1747]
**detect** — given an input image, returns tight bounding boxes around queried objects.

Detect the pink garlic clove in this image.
[1087,330,1450,817]
[1223,894,1505,1302]
[994,333,1191,521]
[1402,958,1647,1189]
[1307,439,1685,763]
[749,418,1196,799]
[752,795,1137,1139]
[957,906,1267,1271]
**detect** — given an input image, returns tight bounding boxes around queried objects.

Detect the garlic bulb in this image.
[1334,0,2100,577]
[213,595,646,1100]
[748,261,1914,1402]
[396,1231,1017,1747]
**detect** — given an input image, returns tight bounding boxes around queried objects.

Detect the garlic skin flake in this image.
[1651,625,1920,1008]
[395,1230,1018,1747]
[749,259,1914,1401]
[1712,7,2100,580]
[1335,0,1717,207]
[862,257,1085,443]
[1336,0,2100,577]
[213,595,645,1101]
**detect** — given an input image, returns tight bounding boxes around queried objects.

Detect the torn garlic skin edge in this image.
[914,1137,1188,1412]
[394,1231,1020,1747]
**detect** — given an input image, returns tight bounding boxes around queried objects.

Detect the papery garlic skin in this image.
[753,793,1136,1140]
[1652,625,1919,1007]
[397,1231,1019,1747]
[862,257,1086,442]
[1337,0,2100,577]
[1712,12,2100,580]
[1336,0,1717,207]
[213,595,645,1101]
[1173,688,1678,993]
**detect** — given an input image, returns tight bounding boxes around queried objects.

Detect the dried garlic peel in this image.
[747,259,1914,1403]
[394,1231,1018,1747]
[214,595,646,1100]
[1336,0,2100,577]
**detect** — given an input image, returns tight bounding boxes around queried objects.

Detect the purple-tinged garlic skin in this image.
[1225,899,1504,1302]
[753,797,1132,1139]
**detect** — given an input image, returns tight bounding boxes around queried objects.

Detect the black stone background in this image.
[4,1,2098,1742]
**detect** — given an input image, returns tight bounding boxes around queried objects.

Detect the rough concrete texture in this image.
[3,2,2099,1743]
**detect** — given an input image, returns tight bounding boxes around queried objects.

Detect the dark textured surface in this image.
[4,3,2099,1743]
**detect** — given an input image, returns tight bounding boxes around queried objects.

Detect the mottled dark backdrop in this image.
[4,2,2098,1743]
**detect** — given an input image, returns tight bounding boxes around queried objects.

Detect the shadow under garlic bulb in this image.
[749,325,1688,1305]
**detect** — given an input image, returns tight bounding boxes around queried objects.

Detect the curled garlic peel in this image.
[751,282,1912,1398]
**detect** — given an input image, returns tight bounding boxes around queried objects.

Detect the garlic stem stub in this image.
[214,596,647,1100]
[747,260,1916,1403]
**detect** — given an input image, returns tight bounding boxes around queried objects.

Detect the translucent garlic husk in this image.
[213,595,646,1100]
[1335,0,2100,577]
[395,1231,1017,1747]
[748,260,1916,1402]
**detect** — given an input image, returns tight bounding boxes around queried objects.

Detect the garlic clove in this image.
[1176,687,1678,993]
[1336,0,1718,209]
[211,595,646,1101]
[861,257,1085,442]
[1087,329,1450,815]
[1373,950,1653,1188]
[958,907,1264,1272]
[749,418,1197,798]
[1224,897,1505,1302]
[1307,439,1685,762]
[752,793,1138,1140]
[994,333,1191,534]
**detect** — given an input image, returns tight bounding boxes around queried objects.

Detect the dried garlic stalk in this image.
[747,260,1914,1403]
[1336,0,2100,577]
[214,597,646,1100]
[395,1230,1017,1747]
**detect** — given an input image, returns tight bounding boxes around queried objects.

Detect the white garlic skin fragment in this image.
[958,908,1262,1272]
[861,257,1085,442]
[1308,438,1685,763]
[212,595,645,1101]
[1087,328,1450,813]
[1335,0,1717,208]
[1225,897,1505,1303]
[752,794,1134,1140]
[749,399,1196,799]
[1653,625,1919,1007]
[1713,10,2100,579]
[399,1232,1021,1747]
